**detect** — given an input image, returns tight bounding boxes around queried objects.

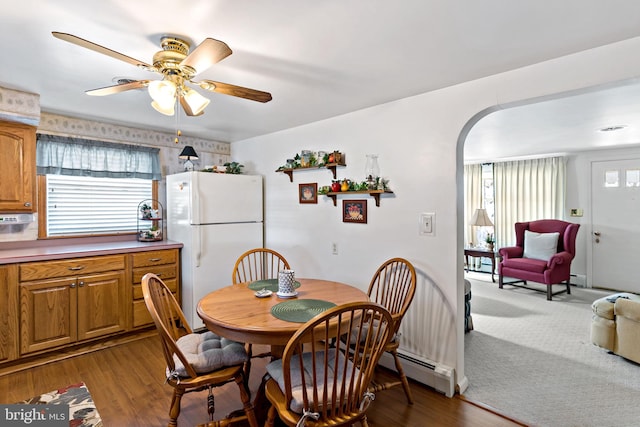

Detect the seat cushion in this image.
[266,350,359,414]
[501,257,547,274]
[173,331,247,377]
[523,230,559,261]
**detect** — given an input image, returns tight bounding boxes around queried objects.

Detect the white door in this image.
[591,159,640,292]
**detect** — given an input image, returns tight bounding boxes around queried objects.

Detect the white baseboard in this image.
[378,351,455,398]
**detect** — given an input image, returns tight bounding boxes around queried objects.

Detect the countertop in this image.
[0,237,183,265]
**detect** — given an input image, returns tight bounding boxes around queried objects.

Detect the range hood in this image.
[0,214,35,224]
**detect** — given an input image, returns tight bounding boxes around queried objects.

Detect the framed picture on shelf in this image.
[299,183,318,204]
[342,200,367,224]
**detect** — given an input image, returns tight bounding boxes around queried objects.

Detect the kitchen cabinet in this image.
[19,255,126,354]
[0,121,36,212]
[130,249,179,328]
[0,264,18,363]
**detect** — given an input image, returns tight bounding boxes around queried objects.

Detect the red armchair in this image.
[498,219,580,300]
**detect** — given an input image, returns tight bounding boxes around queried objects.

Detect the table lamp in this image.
[470,208,494,248]
[179,146,199,171]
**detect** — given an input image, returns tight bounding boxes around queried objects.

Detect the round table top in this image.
[197,278,369,346]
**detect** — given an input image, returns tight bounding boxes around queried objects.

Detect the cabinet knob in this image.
[79,281,85,287]
[70,283,76,288]
[68,266,85,271]
[24,202,31,207]
[149,258,162,262]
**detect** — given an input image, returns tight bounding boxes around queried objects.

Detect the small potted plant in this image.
[485,233,495,251]
[139,202,153,219]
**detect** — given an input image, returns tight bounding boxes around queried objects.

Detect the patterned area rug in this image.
[19,382,103,427]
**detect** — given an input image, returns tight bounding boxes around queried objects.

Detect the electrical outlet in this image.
[331,242,338,255]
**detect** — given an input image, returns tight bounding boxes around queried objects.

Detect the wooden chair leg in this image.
[498,274,504,289]
[547,285,552,301]
[168,388,184,427]
[265,405,277,427]
[235,375,258,427]
[391,349,414,404]
[566,280,571,295]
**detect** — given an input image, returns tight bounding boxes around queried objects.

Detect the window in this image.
[36,133,161,237]
[45,175,153,236]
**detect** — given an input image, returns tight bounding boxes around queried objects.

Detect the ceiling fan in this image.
[51,32,272,117]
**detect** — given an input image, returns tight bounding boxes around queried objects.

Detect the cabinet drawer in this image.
[133,278,177,300]
[20,255,126,281]
[132,264,177,284]
[131,250,177,268]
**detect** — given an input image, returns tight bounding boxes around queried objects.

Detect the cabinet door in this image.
[0,265,18,362]
[0,121,36,212]
[20,278,77,354]
[77,271,126,340]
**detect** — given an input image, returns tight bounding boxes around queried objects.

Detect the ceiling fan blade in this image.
[197,80,272,103]
[180,38,232,74]
[52,32,154,70]
[86,80,149,96]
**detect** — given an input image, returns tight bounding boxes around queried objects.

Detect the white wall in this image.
[233,36,640,392]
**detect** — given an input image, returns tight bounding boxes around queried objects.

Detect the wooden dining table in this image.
[197,277,369,351]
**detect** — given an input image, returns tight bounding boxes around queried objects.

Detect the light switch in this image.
[419,212,435,236]
[570,208,583,217]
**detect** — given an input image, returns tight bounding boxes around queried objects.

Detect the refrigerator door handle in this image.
[194,228,201,267]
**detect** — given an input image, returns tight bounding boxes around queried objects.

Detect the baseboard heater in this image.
[377,351,455,398]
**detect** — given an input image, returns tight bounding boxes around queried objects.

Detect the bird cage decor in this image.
[137,199,164,242]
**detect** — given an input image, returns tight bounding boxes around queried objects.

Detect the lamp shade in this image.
[470,208,493,227]
[182,87,210,116]
[179,146,199,160]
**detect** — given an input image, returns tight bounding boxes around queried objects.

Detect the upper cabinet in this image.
[0,121,36,212]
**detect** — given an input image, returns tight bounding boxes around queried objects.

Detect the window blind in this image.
[46,175,152,236]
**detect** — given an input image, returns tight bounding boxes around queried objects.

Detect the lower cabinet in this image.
[2,246,181,364]
[19,255,126,355]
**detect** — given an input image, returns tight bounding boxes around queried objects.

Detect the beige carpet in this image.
[463,272,640,427]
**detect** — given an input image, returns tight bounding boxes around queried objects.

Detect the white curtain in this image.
[464,163,483,247]
[493,156,566,248]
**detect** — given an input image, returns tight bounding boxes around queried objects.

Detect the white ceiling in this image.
[3,1,640,160]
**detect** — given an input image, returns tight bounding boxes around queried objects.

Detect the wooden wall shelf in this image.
[276,162,346,182]
[324,190,394,207]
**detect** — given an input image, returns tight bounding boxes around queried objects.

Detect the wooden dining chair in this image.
[231,248,291,369]
[364,257,417,404]
[231,247,290,285]
[141,273,258,427]
[264,302,394,427]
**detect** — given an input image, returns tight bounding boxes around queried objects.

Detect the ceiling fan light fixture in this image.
[182,87,210,115]
[151,100,175,116]
[148,79,177,106]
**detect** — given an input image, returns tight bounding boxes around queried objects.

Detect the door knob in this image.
[593,231,601,236]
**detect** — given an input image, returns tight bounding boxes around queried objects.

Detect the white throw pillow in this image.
[523,230,560,261]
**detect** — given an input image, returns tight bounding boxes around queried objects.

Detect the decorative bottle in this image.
[365,154,380,189]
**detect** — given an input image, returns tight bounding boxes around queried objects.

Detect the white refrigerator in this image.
[166,171,264,328]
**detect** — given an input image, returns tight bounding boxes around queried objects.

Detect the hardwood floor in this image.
[0,334,526,426]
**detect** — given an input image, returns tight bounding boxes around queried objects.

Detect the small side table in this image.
[464,247,500,282]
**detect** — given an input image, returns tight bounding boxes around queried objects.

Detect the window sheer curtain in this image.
[464,163,483,247]
[36,133,161,179]
[493,156,566,248]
